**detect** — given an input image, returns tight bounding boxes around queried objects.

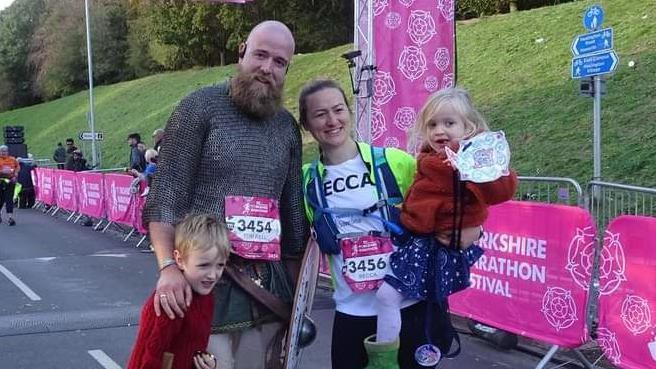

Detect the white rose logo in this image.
[566,227,596,291]
[372,71,397,106]
[385,12,402,29]
[597,328,622,365]
[384,136,400,148]
[398,46,427,81]
[424,75,439,92]
[620,295,652,335]
[437,0,455,21]
[434,47,450,72]
[393,107,416,132]
[598,230,627,295]
[407,10,436,46]
[541,287,578,331]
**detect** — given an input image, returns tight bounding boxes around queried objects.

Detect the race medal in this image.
[415,344,441,367]
[340,235,393,293]
[444,130,511,183]
[225,195,281,261]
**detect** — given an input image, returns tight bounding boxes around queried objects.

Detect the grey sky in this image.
[0,0,14,11]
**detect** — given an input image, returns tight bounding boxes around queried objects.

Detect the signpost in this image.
[79,132,103,141]
[571,4,617,183]
[571,28,613,56]
[571,50,618,79]
[583,4,604,31]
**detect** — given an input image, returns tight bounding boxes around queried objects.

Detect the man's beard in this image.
[230,66,283,120]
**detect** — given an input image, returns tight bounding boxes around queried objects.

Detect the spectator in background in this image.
[152,128,165,153]
[130,149,158,197]
[17,154,37,209]
[65,138,78,161]
[127,133,146,172]
[65,149,93,226]
[143,149,158,184]
[53,143,66,169]
[0,145,19,226]
[65,150,90,172]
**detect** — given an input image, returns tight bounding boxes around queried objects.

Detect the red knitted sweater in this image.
[127,291,214,369]
[400,149,518,235]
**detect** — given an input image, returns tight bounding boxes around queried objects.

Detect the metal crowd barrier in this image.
[516,176,585,207]
[587,180,656,231]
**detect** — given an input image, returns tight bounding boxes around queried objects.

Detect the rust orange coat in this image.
[400,149,518,235]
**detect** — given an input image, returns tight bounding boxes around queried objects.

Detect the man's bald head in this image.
[245,21,295,61]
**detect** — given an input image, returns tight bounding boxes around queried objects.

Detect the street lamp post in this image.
[84,0,98,168]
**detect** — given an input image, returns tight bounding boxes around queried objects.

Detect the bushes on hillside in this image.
[457,0,575,18]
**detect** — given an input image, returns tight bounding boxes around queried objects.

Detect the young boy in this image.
[128,214,230,369]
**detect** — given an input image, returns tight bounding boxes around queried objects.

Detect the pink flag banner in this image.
[369,0,455,150]
[450,201,595,348]
[596,215,656,368]
[76,172,105,219]
[104,174,136,227]
[37,168,55,205]
[53,170,77,211]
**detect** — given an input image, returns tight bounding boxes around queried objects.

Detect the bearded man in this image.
[143,21,309,369]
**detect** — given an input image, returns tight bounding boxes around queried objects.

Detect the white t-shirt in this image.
[322,155,416,316]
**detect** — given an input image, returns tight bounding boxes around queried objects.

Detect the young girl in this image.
[127,214,230,369]
[372,87,518,365]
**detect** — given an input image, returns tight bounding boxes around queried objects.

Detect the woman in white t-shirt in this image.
[299,80,480,369]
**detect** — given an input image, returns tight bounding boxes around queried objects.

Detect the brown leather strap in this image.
[225,265,291,322]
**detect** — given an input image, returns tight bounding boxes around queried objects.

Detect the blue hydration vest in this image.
[304,145,405,254]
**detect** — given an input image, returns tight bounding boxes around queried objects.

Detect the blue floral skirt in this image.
[384,236,484,302]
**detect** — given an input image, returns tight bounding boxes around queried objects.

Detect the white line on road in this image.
[88,350,123,369]
[0,264,41,301]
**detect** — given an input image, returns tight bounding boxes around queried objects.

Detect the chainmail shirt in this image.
[144,81,309,331]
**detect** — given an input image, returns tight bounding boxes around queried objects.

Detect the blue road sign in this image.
[571,50,618,79]
[571,28,613,56]
[583,5,604,31]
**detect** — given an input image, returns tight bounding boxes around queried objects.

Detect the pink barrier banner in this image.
[450,201,595,348]
[596,215,656,368]
[104,174,136,227]
[53,170,77,211]
[369,0,455,150]
[37,168,55,205]
[31,169,39,201]
[76,172,105,219]
[133,182,148,235]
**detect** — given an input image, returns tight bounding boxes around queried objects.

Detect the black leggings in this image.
[0,180,15,214]
[331,301,455,369]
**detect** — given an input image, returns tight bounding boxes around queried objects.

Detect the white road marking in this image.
[0,264,41,301]
[88,350,123,369]
[91,253,128,258]
[35,257,56,262]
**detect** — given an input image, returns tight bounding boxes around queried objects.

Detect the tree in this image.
[0,0,46,109]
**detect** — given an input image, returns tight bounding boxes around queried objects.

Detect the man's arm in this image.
[149,222,192,319]
[143,90,209,318]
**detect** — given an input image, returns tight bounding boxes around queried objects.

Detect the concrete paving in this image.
[0,208,558,368]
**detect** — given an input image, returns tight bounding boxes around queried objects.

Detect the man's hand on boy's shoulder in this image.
[155,266,192,319]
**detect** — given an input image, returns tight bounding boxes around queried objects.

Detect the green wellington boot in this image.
[363,334,400,369]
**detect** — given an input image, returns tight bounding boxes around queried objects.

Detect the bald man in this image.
[143,21,309,369]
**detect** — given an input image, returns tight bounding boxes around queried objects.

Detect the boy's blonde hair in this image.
[174,214,230,261]
[410,87,489,151]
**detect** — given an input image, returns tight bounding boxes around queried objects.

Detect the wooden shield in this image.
[283,238,321,369]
